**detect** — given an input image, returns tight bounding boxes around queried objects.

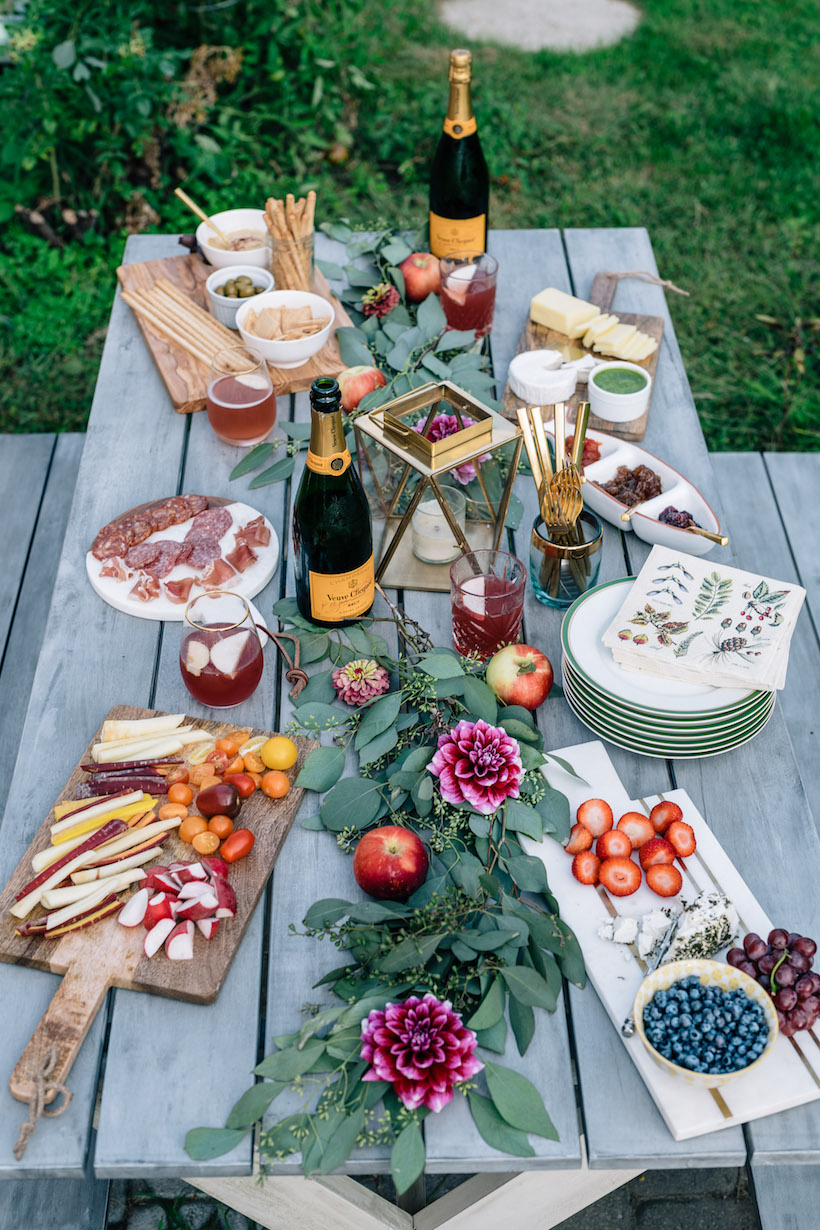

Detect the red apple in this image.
[352,826,429,902]
[337,365,387,413]
[485,644,554,711]
[398,252,441,302]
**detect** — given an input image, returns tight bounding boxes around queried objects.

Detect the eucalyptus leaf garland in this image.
[185,599,586,1194]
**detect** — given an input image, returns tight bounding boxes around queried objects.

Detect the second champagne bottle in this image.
[292,377,375,627]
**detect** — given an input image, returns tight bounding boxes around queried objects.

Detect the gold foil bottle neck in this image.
[449,49,472,84]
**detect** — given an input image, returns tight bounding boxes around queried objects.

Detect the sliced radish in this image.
[143,866,170,890]
[144,893,175,929]
[151,871,181,895]
[176,894,219,922]
[201,855,228,882]
[144,917,176,958]
[165,920,195,960]
[171,862,208,883]
[209,631,250,678]
[178,880,215,900]
[196,918,221,940]
[118,887,150,928]
[213,878,237,919]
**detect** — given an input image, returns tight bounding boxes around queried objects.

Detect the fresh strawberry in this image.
[598,856,641,897]
[646,863,683,897]
[649,800,683,834]
[576,798,614,838]
[571,850,601,886]
[665,820,696,858]
[616,811,655,849]
[566,823,593,855]
[639,837,677,869]
[596,829,633,860]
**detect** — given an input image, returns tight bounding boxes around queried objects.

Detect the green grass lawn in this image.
[0,0,817,447]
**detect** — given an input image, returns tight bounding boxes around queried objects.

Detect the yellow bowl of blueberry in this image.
[633,958,779,1089]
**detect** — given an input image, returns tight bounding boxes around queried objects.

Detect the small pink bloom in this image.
[361,993,483,1113]
[332,658,391,706]
[412,414,491,485]
[427,718,522,816]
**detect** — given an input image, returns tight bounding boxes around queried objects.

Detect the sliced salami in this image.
[92,529,130,561]
[187,538,222,569]
[150,502,179,531]
[146,540,185,579]
[125,542,162,569]
[184,494,210,516]
[186,506,232,544]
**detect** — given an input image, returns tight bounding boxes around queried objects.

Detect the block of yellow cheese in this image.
[529,288,600,338]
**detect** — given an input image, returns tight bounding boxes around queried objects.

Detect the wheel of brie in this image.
[508,350,579,403]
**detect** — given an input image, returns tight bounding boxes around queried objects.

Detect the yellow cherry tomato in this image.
[261,770,291,799]
[260,736,298,771]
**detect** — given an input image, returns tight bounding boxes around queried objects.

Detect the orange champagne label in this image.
[305,448,351,475]
[429,211,487,258]
[443,115,477,139]
[308,555,375,622]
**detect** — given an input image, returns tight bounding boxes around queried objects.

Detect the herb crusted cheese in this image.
[664,892,739,961]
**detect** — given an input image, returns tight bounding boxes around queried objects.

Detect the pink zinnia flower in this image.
[361,993,483,1113]
[412,413,491,485]
[427,718,522,816]
[332,658,391,706]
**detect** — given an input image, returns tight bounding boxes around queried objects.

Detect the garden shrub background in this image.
[0,0,817,446]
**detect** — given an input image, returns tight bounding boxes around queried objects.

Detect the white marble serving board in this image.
[527,740,820,1140]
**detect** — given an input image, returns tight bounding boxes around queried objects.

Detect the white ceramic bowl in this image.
[235,290,334,369]
[633,959,778,1089]
[196,209,271,270]
[206,266,274,329]
[588,361,652,424]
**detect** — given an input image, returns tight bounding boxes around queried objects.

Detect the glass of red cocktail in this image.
[449,549,525,661]
[180,591,263,708]
[439,252,499,338]
[207,344,276,446]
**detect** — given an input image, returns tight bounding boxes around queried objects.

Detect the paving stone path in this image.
[438,0,641,52]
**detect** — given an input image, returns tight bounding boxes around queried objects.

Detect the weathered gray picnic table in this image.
[1,227,819,1230]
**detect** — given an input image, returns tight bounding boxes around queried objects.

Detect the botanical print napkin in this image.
[602,546,806,692]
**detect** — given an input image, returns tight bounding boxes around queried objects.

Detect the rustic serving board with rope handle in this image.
[0,706,317,1104]
[116,253,354,412]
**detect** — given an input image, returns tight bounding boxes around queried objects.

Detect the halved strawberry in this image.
[566,823,593,855]
[598,856,641,897]
[576,798,614,838]
[596,829,633,860]
[646,863,683,897]
[616,811,655,849]
[665,820,696,858]
[639,837,676,869]
[649,800,683,834]
[571,850,601,886]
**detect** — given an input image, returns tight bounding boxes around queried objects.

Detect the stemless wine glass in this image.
[450,549,525,661]
[180,591,263,709]
[206,344,276,446]
[439,251,499,338]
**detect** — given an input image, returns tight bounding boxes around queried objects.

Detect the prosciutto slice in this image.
[235,515,270,550]
[100,557,131,581]
[225,541,258,574]
[130,572,161,602]
[165,576,196,605]
[199,557,236,589]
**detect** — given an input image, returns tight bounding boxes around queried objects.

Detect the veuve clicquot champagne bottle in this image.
[429,48,490,259]
[292,377,374,627]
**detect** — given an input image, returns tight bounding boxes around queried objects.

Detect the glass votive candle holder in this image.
[530,510,604,608]
[411,484,467,564]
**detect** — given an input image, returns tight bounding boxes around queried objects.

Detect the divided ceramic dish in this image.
[546,425,723,556]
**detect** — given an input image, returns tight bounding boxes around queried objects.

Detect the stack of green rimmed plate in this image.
[561,578,776,759]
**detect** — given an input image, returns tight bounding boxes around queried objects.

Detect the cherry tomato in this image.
[192,830,221,855]
[197,775,221,792]
[261,736,299,771]
[242,751,264,775]
[223,772,256,799]
[163,767,189,786]
[167,782,194,806]
[179,814,208,844]
[247,772,263,790]
[221,828,255,863]
[205,750,230,774]
[158,802,188,821]
[225,755,245,775]
[189,765,216,787]
[208,814,234,839]
[261,770,290,799]
[215,737,241,757]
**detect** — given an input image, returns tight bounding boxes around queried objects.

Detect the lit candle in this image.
[411,484,467,564]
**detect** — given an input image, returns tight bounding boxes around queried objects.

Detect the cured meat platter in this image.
[0,706,317,1106]
[502,272,663,442]
[86,494,279,620]
[530,740,820,1140]
[116,253,355,413]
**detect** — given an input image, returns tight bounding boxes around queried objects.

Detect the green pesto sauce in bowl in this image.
[593,368,648,394]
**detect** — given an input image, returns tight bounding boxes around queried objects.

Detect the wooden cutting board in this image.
[116,254,354,413]
[502,272,664,441]
[0,706,318,1103]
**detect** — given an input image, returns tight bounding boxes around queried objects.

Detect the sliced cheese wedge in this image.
[594,324,638,354]
[582,314,618,347]
[629,336,658,360]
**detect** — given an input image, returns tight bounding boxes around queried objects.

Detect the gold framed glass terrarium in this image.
[353,381,523,592]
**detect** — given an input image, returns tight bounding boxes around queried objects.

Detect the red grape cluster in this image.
[727,930,819,1037]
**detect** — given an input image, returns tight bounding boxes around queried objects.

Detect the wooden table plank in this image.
[752,1162,820,1230]
[763,453,820,626]
[0,433,84,797]
[0,1174,109,1229]
[0,433,54,665]
[0,236,188,1175]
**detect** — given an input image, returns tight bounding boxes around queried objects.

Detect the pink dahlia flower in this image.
[361,992,483,1113]
[332,658,391,706]
[412,413,491,485]
[362,282,400,318]
[427,718,522,816]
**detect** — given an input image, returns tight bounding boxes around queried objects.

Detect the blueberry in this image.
[703,1049,715,1064]
[690,988,701,1000]
[670,1016,681,1029]
[715,1014,726,1028]
[689,1028,702,1043]
[680,1013,692,1028]
[672,1041,684,1056]
[655,990,668,1006]
[715,1035,727,1050]
[665,1003,677,1016]
[683,1054,698,1069]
